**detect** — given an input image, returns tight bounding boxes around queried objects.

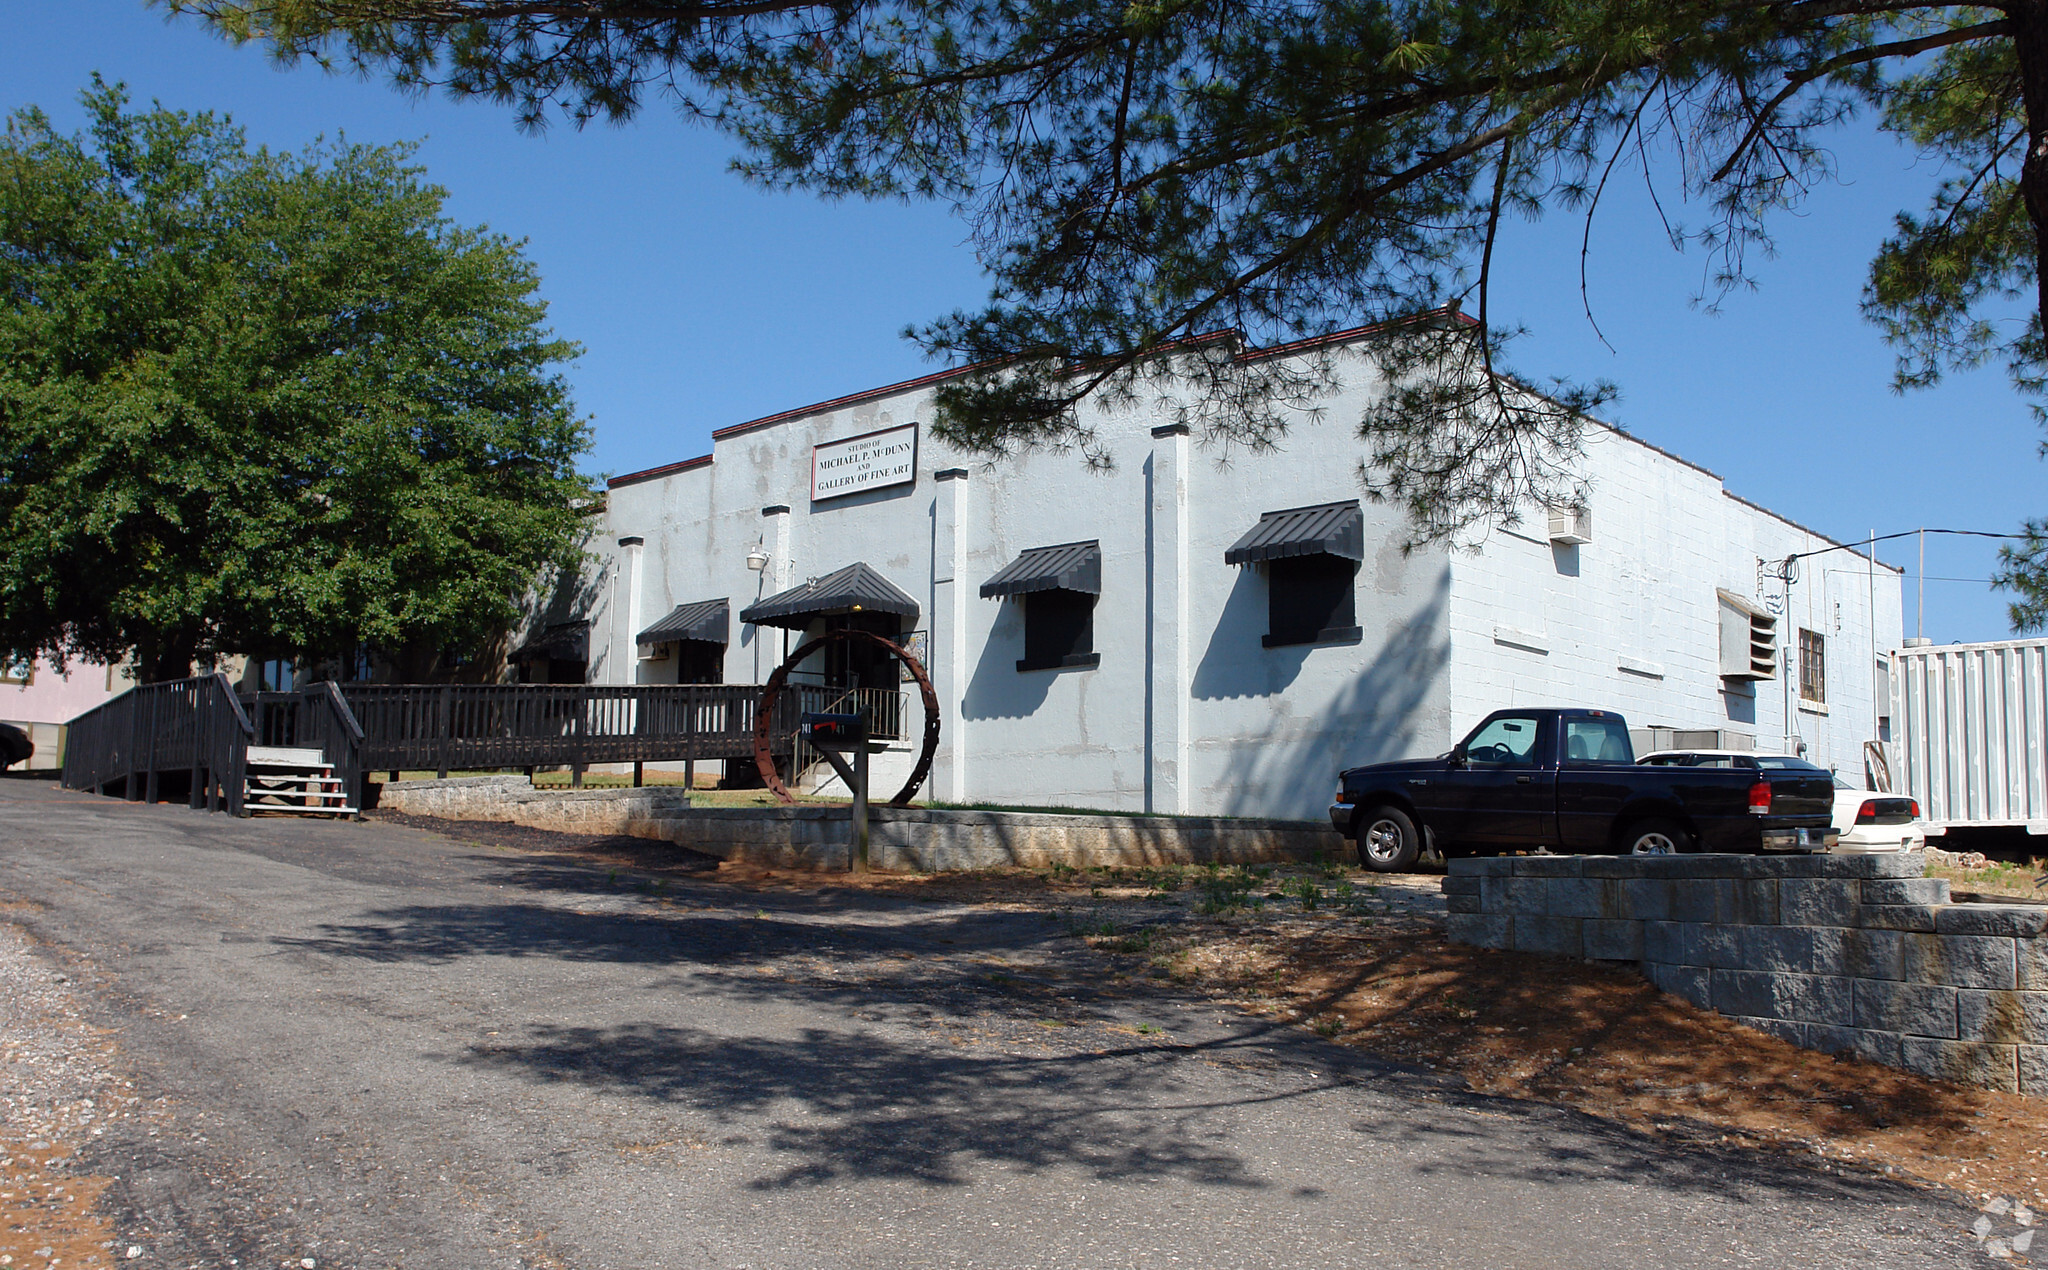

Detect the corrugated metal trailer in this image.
[1891,638,2048,835]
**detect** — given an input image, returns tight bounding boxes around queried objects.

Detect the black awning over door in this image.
[739,562,920,630]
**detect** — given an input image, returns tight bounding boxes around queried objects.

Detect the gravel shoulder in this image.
[0,779,2000,1269]
[0,912,137,1270]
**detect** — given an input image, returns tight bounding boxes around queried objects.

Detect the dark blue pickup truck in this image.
[1329,707,1838,872]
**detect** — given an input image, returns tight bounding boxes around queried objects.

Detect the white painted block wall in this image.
[1446,425,1902,778]
[593,337,1903,820]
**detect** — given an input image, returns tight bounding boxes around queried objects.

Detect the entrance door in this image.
[824,613,904,692]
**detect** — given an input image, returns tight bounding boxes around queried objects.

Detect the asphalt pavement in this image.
[0,778,1987,1269]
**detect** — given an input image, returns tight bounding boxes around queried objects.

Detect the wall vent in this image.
[1716,589,1777,680]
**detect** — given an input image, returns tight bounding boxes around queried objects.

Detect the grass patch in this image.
[1195,871,1262,915]
[1927,853,2048,901]
[920,800,1290,822]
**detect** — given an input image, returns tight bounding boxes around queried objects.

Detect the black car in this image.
[1330,707,1838,871]
[0,722,32,770]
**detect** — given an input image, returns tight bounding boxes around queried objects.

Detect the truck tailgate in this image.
[1767,774,1836,818]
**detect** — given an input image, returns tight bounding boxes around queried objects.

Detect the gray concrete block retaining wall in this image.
[662,806,1344,871]
[375,777,1345,872]
[378,776,694,834]
[1442,852,2048,1093]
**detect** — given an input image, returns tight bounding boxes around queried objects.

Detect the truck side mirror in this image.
[1448,743,1467,767]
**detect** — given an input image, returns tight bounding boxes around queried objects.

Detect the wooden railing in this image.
[60,673,255,814]
[337,683,801,777]
[65,679,911,810]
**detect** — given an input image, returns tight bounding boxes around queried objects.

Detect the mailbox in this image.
[797,710,874,872]
[800,712,868,750]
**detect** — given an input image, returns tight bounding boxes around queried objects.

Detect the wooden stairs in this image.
[244,746,356,816]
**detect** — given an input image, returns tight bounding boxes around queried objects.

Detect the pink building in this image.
[2,656,127,771]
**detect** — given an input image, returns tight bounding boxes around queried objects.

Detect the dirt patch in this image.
[368,815,2048,1219]
[1185,927,2043,1197]
[1008,865,2048,1217]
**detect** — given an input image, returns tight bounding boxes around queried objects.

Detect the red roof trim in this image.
[1235,306,1477,364]
[707,328,1255,447]
[710,362,995,443]
[608,452,711,490]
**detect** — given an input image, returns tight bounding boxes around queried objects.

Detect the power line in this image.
[1770,527,2025,584]
[1822,570,1998,584]
[1767,527,2029,643]
[1777,527,2025,571]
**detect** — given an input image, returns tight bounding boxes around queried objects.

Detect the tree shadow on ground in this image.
[451,1012,1919,1209]
[258,811,1970,1217]
[275,888,1949,1212]
[271,900,1037,967]
[455,1020,1288,1190]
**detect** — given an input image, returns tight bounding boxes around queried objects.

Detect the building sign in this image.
[812,423,918,502]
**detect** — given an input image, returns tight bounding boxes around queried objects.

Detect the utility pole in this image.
[1918,528,1926,642]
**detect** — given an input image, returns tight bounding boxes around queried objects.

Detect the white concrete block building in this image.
[589,327,1903,821]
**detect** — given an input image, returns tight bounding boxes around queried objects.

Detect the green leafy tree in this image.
[0,78,595,681]
[167,2,2047,570]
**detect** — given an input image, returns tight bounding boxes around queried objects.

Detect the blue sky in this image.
[6,1,2041,646]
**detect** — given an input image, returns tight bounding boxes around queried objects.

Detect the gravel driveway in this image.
[0,778,1987,1269]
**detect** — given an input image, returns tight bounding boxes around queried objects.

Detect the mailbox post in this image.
[800,711,873,872]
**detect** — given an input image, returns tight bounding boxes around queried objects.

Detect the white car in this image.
[1825,773,1925,854]
[1636,750,1925,854]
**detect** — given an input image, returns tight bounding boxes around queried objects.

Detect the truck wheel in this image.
[1621,819,1694,856]
[1357,806,1422,873]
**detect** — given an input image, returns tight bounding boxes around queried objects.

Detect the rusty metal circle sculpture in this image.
[751,629,941,807]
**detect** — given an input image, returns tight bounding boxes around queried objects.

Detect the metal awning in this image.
[739,562,920,630]
[517,620,589,660]
[636,598,729,647]
[980,540,1101,599]
[1223,500,1364,565]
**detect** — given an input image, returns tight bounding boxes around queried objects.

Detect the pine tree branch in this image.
[1711,18,2012,183]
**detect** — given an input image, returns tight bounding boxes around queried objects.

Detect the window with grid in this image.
[1799,628,1826,703]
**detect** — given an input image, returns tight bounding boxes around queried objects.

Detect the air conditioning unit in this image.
[1632,726,1757,755]
[1547,506,1592,545]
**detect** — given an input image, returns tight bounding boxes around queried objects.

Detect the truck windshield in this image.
[1562,717,1634,764]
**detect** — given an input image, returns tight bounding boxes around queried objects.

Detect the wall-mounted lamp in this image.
[745,545,770,572]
